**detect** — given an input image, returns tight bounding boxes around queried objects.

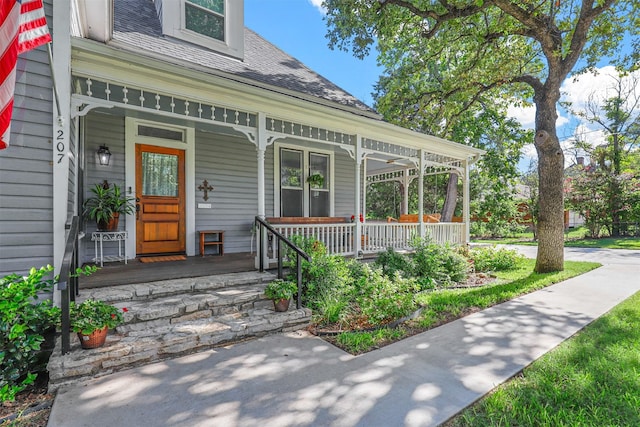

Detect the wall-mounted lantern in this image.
[97,145,111,166]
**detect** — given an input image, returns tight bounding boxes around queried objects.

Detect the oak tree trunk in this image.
[534,90,565,273]
[440,173,458,222]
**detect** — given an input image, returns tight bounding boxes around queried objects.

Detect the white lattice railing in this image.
[267,221,465,262]
[269,223,356,262]
[361,223,419,253]
[423,223,466,246]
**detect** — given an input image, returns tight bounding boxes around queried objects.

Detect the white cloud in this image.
[561,66,640,117]
[308,0,326,14]
[506,105,569,130]
[507,104,536,129]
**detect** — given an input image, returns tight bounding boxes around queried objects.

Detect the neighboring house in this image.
[564,157,586,228]
[0,0,483,289]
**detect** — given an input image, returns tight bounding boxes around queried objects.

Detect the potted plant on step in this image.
[264,279,297,312]
[70,299,127,349]
[83,180,135,231]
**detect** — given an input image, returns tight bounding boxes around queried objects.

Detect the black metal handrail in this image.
[58,216,80,354]
[254,216,311,309]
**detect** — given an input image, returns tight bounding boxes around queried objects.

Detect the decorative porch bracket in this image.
[70,96,114,119]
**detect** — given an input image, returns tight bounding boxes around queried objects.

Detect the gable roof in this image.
[110,0,379,118]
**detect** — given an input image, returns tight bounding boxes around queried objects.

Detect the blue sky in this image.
[245,1,638,169]
[245,0,380,107]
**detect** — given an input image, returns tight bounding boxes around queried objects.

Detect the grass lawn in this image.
[447,290,640,427]
[332,259,600,354]
[473,227,640,250]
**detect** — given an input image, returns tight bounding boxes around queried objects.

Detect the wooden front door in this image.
[135,144,186,255]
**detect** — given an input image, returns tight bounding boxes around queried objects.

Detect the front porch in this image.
[80,252,257,289]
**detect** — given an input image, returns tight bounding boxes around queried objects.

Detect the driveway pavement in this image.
[48,247,640,427]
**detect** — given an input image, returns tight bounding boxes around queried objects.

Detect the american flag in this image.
[1,0,52,149]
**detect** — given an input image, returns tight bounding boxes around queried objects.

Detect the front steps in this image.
[47,271,311,392]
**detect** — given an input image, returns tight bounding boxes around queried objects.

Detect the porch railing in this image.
[270,223,356,258]
[255,216,311,309]
[270,221,466,257]
[58,216,80,355]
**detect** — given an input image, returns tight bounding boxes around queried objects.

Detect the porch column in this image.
[462,159,470,243]
[52,0,72,306]
[256,112,267,268]
[403,170,410,215]
[418,150,425,238]
[354,135,362,256]
[362,157,367,220]
[256,113,267,218]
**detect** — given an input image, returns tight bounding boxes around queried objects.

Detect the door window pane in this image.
[142,152,179,196]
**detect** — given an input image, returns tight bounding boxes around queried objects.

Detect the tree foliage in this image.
[324,0,639,272]
[566,169,640,238]
[568,71,640,235]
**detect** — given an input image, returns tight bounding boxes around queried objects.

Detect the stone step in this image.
[78,271,277,304]
[48,271,311,392]
[48,305,312,392]
[112,284,274,334]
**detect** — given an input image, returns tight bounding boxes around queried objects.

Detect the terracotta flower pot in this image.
[77,326,108,349]
[97,213,120,231]
[273,298,291,312]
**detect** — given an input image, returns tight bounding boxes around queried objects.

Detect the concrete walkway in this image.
[48,248,640,427]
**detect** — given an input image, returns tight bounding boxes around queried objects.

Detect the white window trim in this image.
[273,142,335,217]
[158,0,244,60]
[125,118,196,257]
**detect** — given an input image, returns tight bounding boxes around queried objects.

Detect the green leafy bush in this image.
[411,238,469,287]
[353,266,419,325]
[469,246,524,272]
[1,266,60,402]
[374,247,414,278]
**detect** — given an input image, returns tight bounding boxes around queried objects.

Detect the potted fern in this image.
[83,181,135,231]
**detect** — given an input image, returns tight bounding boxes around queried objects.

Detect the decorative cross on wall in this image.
[198,179,214,201]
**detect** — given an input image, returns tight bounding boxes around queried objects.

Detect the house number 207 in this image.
[56,129,65,164]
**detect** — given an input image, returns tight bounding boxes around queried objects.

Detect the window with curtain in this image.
[142,152,179,197]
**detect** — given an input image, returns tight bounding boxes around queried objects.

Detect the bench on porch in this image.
[387,214,441,223]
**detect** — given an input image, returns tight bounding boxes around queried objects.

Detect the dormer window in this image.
[155,0,244,60]
[185,0,225,41]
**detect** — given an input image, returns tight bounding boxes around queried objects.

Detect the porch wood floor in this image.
[80,252,258,289]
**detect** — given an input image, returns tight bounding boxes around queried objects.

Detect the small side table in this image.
[92,231,128,267]
[199,230,224,256]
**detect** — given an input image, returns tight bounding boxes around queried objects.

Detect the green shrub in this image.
[411,237,468,287]
[353,266,419,325]
[374,247,414,278]
[470,246,524,272]
[1,266,60,402]
[307,256,354,306]
[313,291,352,325]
